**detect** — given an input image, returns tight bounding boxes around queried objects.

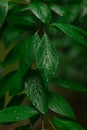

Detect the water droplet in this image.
[33,102,36,106]
[46,79,48,82]
[16,116,19,120]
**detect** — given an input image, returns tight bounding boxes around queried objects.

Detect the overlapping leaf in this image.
[51,23,87,46]
[25,71,48,114]
[36,33,59,84]
[0,106,38,123]
[21,2,51,23]
[19,33,40,75]
[0,0,8,29]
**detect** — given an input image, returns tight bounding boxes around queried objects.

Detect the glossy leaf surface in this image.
[36,33,59,84]
[52,23,87,46]
[52,117,84,130]
[25,71,48,114]
[48,92,75,119]
[0,106,38,123]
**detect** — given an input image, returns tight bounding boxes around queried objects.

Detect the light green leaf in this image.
[36,33,59,84]
[51,23,87,46]
[0,0,8,29]
[49,4,66,16]
[19,33,40,76]
[53,78,86,92]
[48,92,75,119]
[29,2,51,23]
[0,106,38,123]
[25,70,48,114]
[52,117,85,130]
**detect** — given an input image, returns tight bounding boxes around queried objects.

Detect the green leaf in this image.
[48,91,75,119]
[25,70,48,114]
[0,71,22,97]
[36,33,59,84]
[57,4,82,23]
[9,72,23,96]
[53,78,86,92]
[6,15,38,28]
[0,106,38,123]
[19,33,40,76]
[2,26,23,48]
[29,2,51,23]
[15,125,30,130]
[49,4,66,16]
[51,23,87,46]
[52,117,85,130]
[2,44,21,67]
[0,0,8,29]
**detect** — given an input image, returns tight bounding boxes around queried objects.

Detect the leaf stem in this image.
[42,117,45,130]
[48,117,57,130]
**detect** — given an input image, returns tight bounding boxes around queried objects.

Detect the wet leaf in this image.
[48,91,75,119]
[0,106,38,123]
[36,33,59,85]
[25,70,48,114]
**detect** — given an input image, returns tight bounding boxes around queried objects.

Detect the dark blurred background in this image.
[0,0,87,129]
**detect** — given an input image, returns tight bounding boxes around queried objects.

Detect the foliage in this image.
[0,0,87,129]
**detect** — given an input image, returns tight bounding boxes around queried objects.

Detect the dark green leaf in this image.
[25,70,48,114]
[0,106,38,123]
[57,4,82,23]
[0,0,8,29]
[36,33,59,84]
[9,72,22,96]
[0,71,22,97]
[19,33,40,76]
[48,91,75,119]
[3,26,23,48]
[53,78,86,92]
[51,23,87,46]
[6,15,38,28]
[15,125,30,130]
[7,94,26,107]
[2,44,21,67]
[29,2,51,23]
[0,96,5,110]
[52,117,85,130]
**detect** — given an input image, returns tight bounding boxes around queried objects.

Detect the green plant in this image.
[0,0,87,129]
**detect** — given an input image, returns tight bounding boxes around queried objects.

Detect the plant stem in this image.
[42,117,45,130]
[48,117,57,130]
